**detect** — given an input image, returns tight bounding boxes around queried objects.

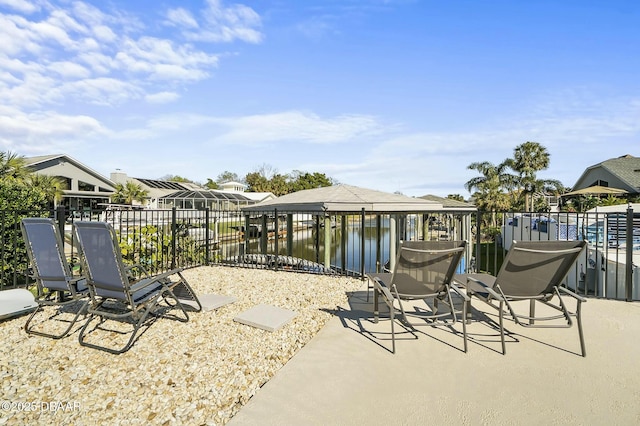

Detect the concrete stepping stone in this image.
[234,304,297,332]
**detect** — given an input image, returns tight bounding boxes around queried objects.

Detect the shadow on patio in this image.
[230,282,640,425]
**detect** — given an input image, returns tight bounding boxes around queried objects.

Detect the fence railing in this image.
[0,206,472,287]
[1,206,637,301]
[473,208,639,301]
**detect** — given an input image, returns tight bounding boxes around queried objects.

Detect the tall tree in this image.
[204,178,219,189]
[159,174,194,183]
[465,160,513,227]
[216,171,241,184]
[245,172,270,193]
[289,171,333,192]
[112,182,149,205]
[26,174,66,207]
[506,141,551,211]
[0,151,29,181]
[447,194,465,202]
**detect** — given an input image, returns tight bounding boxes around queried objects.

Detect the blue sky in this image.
[1,0,638,197]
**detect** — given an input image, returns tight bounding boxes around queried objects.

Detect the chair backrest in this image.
[495,240,586,297]
[392,240,466,294]
[73,221,131,302]
[21,218,72,292]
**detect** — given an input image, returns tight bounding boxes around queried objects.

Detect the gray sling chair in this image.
[21,218,89,339]
[367,240,468,353]
[461,240,587,356]
[73,221,201,354]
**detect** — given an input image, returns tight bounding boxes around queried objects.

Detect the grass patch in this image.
[473,241,506,276]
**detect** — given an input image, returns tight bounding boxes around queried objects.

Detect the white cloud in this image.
[0,0,233,112]
[0,0,41,14]
[47,60,91,79]
[145,91,180,104]
[180,0,264,43]
[0,106,106,153]
[211,111,383,144]
[93,25,117,43]
[166,8,199,29]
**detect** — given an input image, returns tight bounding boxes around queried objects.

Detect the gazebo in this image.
[241,184,476,274]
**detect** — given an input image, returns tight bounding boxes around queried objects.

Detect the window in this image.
[78,180,95,191]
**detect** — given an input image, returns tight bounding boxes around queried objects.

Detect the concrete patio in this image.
[229,284,640,425]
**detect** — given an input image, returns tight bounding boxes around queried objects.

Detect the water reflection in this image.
[221,215,420,274]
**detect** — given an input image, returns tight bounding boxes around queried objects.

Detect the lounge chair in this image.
[459,240,587,356]
[20,217,89,338]
[73,221,201,354]
[367,240,468,353]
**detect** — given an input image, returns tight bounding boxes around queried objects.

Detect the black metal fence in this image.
[0,206,472,287]
[473,208,639,301]
[1,206,637,301]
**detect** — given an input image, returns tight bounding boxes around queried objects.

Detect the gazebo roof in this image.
[241,184,462,213]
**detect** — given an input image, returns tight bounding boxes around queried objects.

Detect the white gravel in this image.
[0,266,362,425]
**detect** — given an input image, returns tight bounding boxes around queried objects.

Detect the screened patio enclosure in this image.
[159,190,257,211]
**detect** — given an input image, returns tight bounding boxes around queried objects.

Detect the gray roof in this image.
[24,153,115,189]
[241,184,450,213]
[419,194,476,210]
[161,190,253,202]
[599,155,640,190]
[575,154,640,193]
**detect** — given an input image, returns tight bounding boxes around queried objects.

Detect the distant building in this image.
[572,154,640,196]
[219,181,247,192]
[110,172,275,210]
[25,154,115,210]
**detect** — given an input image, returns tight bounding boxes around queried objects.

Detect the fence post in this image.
[626,205,634,301]
[360,208,366,277]
[55,205,66,249]
[475,210,482,273]
[205,208,210,265]
[171,207,177,269]
[274,209,279,271]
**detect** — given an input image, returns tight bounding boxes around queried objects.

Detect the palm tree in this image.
[506,142,551,211]
[465,160,514,228]
[26,174,66,207]
[112,182,148,205]
[0,151,29,182]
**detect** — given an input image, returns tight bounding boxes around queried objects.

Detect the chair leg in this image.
[390,305,396,354]
[162,288,190,323]
[462,297,468,353]
[499,300,506,355]
[79,305,156,355]
[25,301,88,340]
[373,287,379,324]
[576,301,586,357]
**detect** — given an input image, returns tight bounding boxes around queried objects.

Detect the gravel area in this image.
[0,266,362,425]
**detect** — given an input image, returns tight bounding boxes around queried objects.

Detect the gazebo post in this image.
[341,215,347,272]
[389,214,397,271]
[324,214,332,269]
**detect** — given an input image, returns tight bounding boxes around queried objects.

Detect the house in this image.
[111,172,275,210]
[218,180,276,204]
[25,154,115,210]
[110,171,202,208]
[572,154,640,196]
[219,181,247,192]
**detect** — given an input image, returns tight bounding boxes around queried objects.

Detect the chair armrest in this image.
[466,276,502,300]
[558,286,587,303]
[129,268,184,293]
[125,263,149,278]
[449,283,470,301]
[372,277,395,304]
[30,275,68,281]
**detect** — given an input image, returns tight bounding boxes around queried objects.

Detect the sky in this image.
[1,0,639,197]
